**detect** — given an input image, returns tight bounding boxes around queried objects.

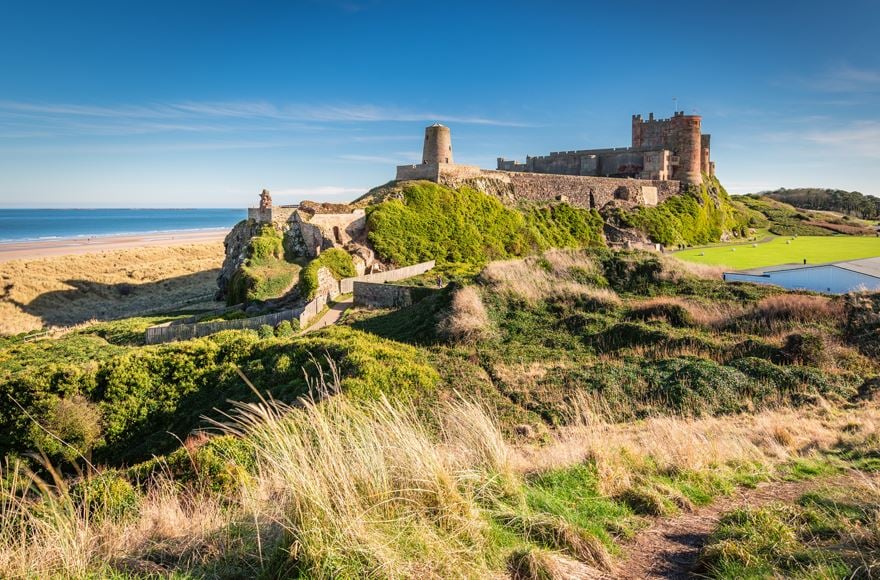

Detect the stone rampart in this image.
[395,163,482,182]
[353,281,413,309]
[434,168,679,209]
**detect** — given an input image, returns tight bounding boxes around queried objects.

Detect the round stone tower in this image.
[422,123,453,165]
[671,113,703,186]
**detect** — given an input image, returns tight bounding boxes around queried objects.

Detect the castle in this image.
[245,112,714,260]
[394,112,713,210]
[497,112,713,185]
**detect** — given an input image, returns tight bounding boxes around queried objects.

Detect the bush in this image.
[619,177,748,246]
[29,395,102,464]
[1,327,440,466]
[777,333,828,367]
[248,225,284,264]
[257,324,275,339]
[526,203,605,250]
[227,226,299,304]
[70,470,139,521]
[437,286,493,344]
[275,320,299,337]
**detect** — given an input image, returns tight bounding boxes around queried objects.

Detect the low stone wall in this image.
[353,282,413,309]
[145,309,300,344]
[296,292,329,326]
[396,163,482,182]
[339,260,435,294]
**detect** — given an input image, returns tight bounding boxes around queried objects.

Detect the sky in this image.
[0,0,878,208]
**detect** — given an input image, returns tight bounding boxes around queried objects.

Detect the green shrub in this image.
[367,182,528,266]
[257,324,275,339]
[1,326,440,466]
[301,248,356,300]
[526,203,605,250]
[226,226,299,304]
[777,333,828,367]
[29,395,102,464]
[248,225,284,264]
[70,470,139,521]
[366,182,604,267]
[275,320,299,337]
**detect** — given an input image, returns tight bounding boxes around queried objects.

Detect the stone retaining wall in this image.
[353,282,413,309]
[145,309,300,344]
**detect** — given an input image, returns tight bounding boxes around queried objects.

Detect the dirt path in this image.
[613,473,864,579]
[302,295,353,334]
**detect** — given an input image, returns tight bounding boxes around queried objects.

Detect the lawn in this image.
[674,235,880,270]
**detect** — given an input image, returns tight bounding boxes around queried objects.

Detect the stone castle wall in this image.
[434,167,680,209]
[395,162,483,182]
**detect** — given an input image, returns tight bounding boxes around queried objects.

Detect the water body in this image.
[0,209,246,242]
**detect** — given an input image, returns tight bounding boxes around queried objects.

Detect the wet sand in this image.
[0,229,229,262]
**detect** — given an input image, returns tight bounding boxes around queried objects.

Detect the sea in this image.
[0,208,247,242]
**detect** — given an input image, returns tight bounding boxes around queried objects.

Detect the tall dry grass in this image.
[659,256,727,281]
[217,393,512,577]
[438,286,494,344]
[514,392,870,496]
[0,242,223,334]
[1,377,875,577]
[479,250,620,306]
[723,293,843,333]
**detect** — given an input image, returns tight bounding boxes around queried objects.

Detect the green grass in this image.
[675,235,880,269]
[699,487,879,579]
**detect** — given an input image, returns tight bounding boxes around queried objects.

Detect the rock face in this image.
[217,200,381,300]
[216,220,265,301]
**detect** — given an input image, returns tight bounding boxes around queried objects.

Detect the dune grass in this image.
[674,235,880,270]
[1,382,878,578]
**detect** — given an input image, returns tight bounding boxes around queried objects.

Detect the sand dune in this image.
[0,237,226,335]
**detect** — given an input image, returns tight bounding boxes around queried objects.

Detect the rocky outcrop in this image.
[216,219,265,301]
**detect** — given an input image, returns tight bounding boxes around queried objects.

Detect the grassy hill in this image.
[2,247,879,576]
[3,178,880,577]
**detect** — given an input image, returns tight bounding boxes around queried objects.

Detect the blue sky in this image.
[1,0,878,208]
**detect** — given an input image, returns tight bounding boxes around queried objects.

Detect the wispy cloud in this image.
[801,63,880,93]
[271,185,366,199]
[762,119,880,159]
[339,151,420,164]
[0,100,532,140]
[802,120,880,158]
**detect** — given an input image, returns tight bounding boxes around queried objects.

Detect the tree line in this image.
[763,188,880,220]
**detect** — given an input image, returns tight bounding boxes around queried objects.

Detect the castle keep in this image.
[497,112,713,185]
[395,112,716,211]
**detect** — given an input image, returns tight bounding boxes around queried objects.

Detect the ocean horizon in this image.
[0,208,246,242]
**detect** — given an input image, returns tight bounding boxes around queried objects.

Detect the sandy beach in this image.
[0,229,229,263]
[0,233,227,334]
